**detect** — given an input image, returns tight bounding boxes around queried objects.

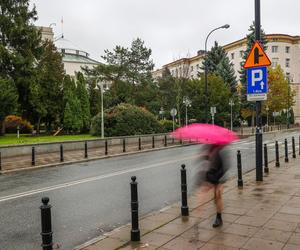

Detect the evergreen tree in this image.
[0,0,42,119]
[76,73,91,132]
[202,42,237,94]
[238,22,267,125]
[63,97,83,133]
[0,78,18,135]
[31,40,65,132]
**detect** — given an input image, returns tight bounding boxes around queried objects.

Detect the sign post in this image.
[170,108,177,131]
[243,0,271,182]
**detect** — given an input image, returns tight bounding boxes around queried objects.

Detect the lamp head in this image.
[222,24,230,29]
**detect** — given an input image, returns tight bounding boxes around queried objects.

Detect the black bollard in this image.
[275,141,280,167]
[105,140,108,155]
[40,197,53,250]
[60,144,64,162]
[84,141,88,158]
[152,136,155,148]
[264,144,269,174]
[180,139,183,145]
[164,135,167,147]
[285,139,289,163]
[292,136,296,158]
[32,147,35,166]
[181,164,189,216]
[123,138,126,153]
[130,176,140,241]
[138,137,141,151]
[237,150,243,188]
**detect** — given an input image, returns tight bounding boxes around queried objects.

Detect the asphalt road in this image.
[0,130,299,250]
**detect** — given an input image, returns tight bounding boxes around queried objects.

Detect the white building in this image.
[39,26,100,76]
[153,34,300,123]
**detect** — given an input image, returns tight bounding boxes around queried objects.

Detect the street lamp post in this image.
[183,97,192,126]
[204,24,230,123]
[97,81,109,139]
[229,99,234,130]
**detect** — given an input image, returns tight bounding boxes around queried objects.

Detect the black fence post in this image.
[105,140,108,155]
[292,136,296,158]
[138,137,141,151]
[275,141,280,167]
[285,139,289,163]
[40,197,53,250]
[152,136,155,148]
[32,147,35,166]
[164,135,167,147]
[181,164,189,216]
[60,144,64,162]
[84,141,88,159]
[130,176,140,241]
[237,150,243,188]
[264,144,269,174]
[123,138,126,153]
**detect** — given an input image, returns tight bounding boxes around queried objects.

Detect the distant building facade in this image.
[153,34,300,123]
[39,26,100,76]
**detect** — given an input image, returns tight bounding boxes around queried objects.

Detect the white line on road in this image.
[0,155,198,203]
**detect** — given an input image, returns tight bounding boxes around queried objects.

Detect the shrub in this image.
[90,103,163,137]
[4,115,33,133]
[159,120,178,133]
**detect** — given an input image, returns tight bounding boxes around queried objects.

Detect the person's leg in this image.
[213,184,224,227]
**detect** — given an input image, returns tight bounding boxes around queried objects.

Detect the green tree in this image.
[76,73,91,132]
[0,78,18,135]
[239,23,267,125]
[202,42,237,94]
[0,0,42,119]
[31,40,65,133]
[265,65,295,115]
[63,94,83,133]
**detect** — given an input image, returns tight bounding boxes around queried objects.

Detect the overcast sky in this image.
[30,0,300,69]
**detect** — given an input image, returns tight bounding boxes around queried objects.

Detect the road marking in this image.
[0,155,198,203]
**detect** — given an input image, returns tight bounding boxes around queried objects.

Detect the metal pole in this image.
[230,103,233,130]
[255,0,263,182]
[292,136,296,158]
[164,135,167,147]
[275,141,280,167]
[105,140,108,155]
[299,136,300,155]
[285,139,289,162]
[32,146,35,166]
[101,84,104,139]
[185,104,188,126]
[264,144,269,174]
[172,116,175,131]
[138,137,141,150]
[205,40,208,123]
[152,136,155,148]
[181,164,189,216]
[123,138,126,153]
[40,197,53,250]
[237,150,243,188]
[130,176,140,241]
[84,141,88,158]
[60,144,64,162]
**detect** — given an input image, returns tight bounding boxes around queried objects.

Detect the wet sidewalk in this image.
[79,155,300,250]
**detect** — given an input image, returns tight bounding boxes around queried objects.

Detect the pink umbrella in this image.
[171,123,239,145]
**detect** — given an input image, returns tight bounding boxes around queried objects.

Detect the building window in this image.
[61,49,65,54]
[286,46,290,53]
[231,53,235,59]
[190,66,193,72]
[286,58,290,68]
[272,58,279,67]
[171,70,175,76]
[239,51,244,57]
[272,46,278,53]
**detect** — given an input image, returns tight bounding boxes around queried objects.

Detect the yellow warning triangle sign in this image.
[243,41,271,68]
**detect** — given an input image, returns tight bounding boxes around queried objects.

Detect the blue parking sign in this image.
[247,66,268,94]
